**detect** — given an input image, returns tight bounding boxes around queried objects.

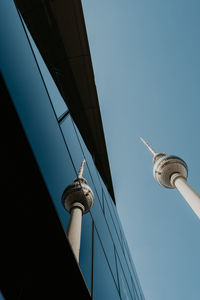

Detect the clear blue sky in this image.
[82,1,200,300]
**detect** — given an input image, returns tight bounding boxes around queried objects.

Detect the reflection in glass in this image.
[123,238,140,297]
[104,194,123,249]
[72,121,104,208]
[0,1,77,233]
[61,116,104,212]
[79,213,93,293]
[93,228,121,300]
[90,196,118,284]
[104,201,125,268]
[21,17,68,119]
[117,252,133,300]
[106,191,122,238]
[117,239,134,298]
[60,116,85,176]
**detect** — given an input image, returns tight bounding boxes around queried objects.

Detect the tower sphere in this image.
[153,155,188,188]
[140,137,200,219]
[62,177,94,214]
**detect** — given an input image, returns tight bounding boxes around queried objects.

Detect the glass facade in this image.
[0,1,145,299]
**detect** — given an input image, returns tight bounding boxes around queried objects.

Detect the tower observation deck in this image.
[140,137,200,219]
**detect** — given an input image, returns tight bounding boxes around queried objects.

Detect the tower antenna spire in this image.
[140,137,156,155]
[62,157,94,262]
[140,137,200,219]
[78,159,86,178]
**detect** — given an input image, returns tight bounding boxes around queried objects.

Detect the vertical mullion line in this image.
[130,276,137,300]
[102,188,105,214]
[16,6,70,127]
[71,116,102,196]
[90,220,94,299]
[104,193,124,249]
[114,245,122,300]
[71,117,104,210]
[16,7,58,122]
[118,254,135,300]
[16,6,79,178]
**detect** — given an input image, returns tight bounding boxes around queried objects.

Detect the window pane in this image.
[61,117,105,213]
[119,230,144,299]
[104,196,123,256]
[72,121,104,208]
[117,253,133,300]
[104,193,123,247]
[99,173,122,234]
[60,115,118,285]
[21,17,68,119]
[93,229,121,300]
[116,238,134,298]
[122,238,142,298]
[0,2,76,232]
[60,116,84,177]
[105,190,123,239]
[90,196,118,284]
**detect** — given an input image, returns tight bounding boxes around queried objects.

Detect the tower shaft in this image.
[62,159,94,262]
[171,173,200,219]
[67,203,84,262]
[140,137,200,219]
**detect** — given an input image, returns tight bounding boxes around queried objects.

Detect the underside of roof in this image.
[15,0,116,203]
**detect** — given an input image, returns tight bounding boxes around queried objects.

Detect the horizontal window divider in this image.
[58,110,69,124]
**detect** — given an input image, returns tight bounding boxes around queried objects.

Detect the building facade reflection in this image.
[0,1,145,299]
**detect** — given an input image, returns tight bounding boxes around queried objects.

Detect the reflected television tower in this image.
[140,137,200,219]
[62,159,94,262]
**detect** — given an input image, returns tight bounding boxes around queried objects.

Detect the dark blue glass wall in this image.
[0,1,145,299]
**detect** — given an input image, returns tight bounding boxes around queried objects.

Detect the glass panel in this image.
[131,276,141,300]
[61,116,105,212]
[123,239,144,300]
[60,116,84,177]
[120,230,144,299]
[72,121,104,208]
[104,196,124,256]
[60,116,118,290]
[117,253,133,300]
[93,228,121,300]
[116,239,134,298]
[21,17,68,119]
[89,196,118,284]
[104,193,123,247]
[130,265,145,300]
[99,173,122,236]
[0,1,76,231]
[106,191,122,235]
[79,213,93,293]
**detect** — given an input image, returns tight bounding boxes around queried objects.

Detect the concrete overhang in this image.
[15,0,116,203]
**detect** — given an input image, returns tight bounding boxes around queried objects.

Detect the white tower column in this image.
[62,160,94,263]
[171,173,200,219]
[140,137,200,219]
[67,203,85,262]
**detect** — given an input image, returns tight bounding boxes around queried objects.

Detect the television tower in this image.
[140,137,200,219]
[62,159,94,262]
